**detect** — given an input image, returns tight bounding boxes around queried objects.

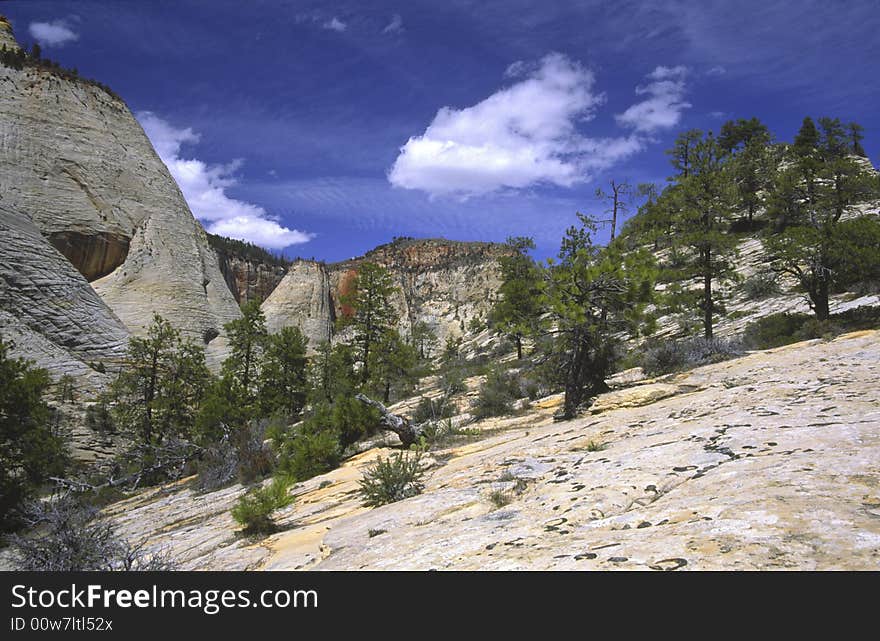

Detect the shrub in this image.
[741,312,812,350]
[741,272,782,301]
[488,489,512,509]
[358,451,425,507]
[640,336,743,376]
[231,477,293,535]
[472,367,524,418]
[411,396,456,424]
[193,420,274,491]
[438,367,467,395]
[276,427,341,482]
[8,496,176,571]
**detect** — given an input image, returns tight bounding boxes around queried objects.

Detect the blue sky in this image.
[4,0,879,261]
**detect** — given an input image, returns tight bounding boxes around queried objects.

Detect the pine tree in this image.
[848,122,867,157]
[545,215,656,419]
[222,301,268,405]
[766,118,879,320]
[488,237,545,360]
[113,314,209,444]
[663,132,739,338]
[259,326,309,418]
[339,262,397,384]
[0,337,68,532]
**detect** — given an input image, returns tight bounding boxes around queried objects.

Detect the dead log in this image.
[355,393,422,447]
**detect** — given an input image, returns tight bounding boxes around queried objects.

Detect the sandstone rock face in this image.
[262,238,510,349]
[216,252,287,305]
[0,42,241,369]
[97,330,880,570]
[0,15,17,52]
[262,260,333,343]
[0,205,127,391]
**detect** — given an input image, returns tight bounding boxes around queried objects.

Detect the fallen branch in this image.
[355,393,423,447]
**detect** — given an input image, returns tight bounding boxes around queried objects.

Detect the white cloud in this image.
[137,112,313,249]
[389,54,687,199]
[323,17,347,32]
[382,14,404,34]
[28,20,79,47]
[706,65,727,76]
[389,53,611,198]
[615,65,691,134]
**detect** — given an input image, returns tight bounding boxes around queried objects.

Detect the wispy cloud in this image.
[28,19,79,47]
[615,65,690,133]
[382,14,404,35]
[388,55,687,199]
[137,111,313,249]
[322,17,347,33]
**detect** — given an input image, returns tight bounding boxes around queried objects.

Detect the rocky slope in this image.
[0,20,241,372]
[96,329,880,570]
[262,238,511,348]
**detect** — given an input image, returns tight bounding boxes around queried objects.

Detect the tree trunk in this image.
[703,248,713,340]
[812,280,830,321]
[355,394,422,447]
[515,335,523,361]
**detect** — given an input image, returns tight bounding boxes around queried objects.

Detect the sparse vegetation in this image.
[472,366,524,418]
[7,496,176,570]
[412,395,456,423]
[488,489,512,509]
[640,336,743,376]
[231,477,293,535]
[741,272,783,300]
[358,451,425,507]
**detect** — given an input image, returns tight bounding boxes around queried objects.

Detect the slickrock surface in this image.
[104,330,880,570]
[0,30,241,369]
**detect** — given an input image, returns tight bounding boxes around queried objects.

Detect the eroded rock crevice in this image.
[48,230,130,281]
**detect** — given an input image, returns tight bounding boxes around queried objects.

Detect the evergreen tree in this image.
[369,329,418,404]
[793,116,819,156]
[848,122,867,157]
[222,301,268,405]
[663,132,739,338]
[259,326,309,418]
[666,129,704,179]
[545,215,656,419]
[488,237,545,360]
[766,118,879,320]
[339,262,397,384]
[720,118,775,223]
[409,320,438,361]
[113,314,209,444]
[0,337,68,532]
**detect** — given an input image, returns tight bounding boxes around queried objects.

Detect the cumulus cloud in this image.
[382,14,404,34]
[28,20,79,47]
[137,112,312,249]
[389,54,689,199]
[323,17,347,32]
[615,65,691,134]
[389,53,612,197]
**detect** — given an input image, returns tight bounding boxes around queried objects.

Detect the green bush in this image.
[412,396,456,423]
[438,367,467,395]
[741,313,812,349]
[741,272,782,300]
[276,427,341,482]
[231,477,293,535]
[640,337,743,376]
[358,451,425,507]
[471,367,523,419]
